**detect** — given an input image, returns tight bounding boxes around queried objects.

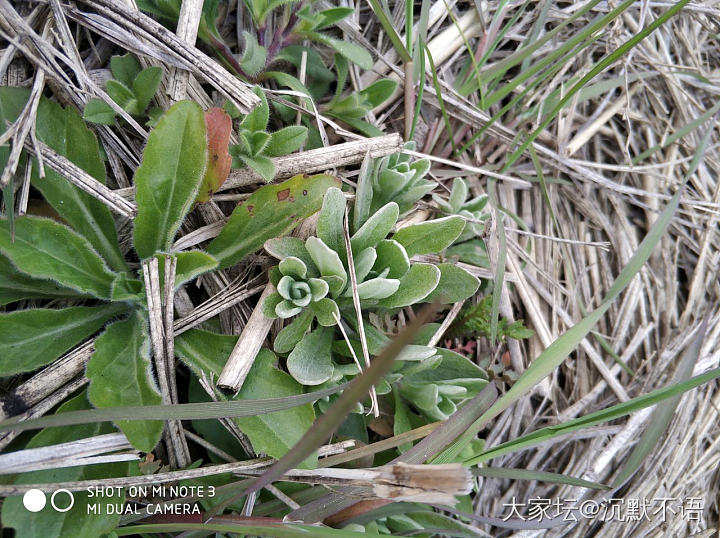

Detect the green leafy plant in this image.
[229,86,308,181]
[433,177,491,267]
[354,142,435,230]
[262,181,483,413]
[83,53,163,126]
[0,88,335,452]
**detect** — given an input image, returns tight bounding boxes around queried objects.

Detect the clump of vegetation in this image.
[1,0,718,536]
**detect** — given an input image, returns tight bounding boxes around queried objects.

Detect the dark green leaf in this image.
[32,97,127,271]
[0,216,117,299]
[110,53,142,87]
[133,100,208,259]
[132,66,163,112]
[0,255,89,305]
[0,304,125,375]
[87,311,164,452]
[82,99,116,125]
[265,126,308,157]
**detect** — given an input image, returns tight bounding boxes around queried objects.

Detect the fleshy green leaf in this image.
[133,100,208,259]
[82,99,116,125]
[310,297,340,326]
[274,310,314,354]
[265,126,308,157]
[423,263,480,303]
[87,311,164,452]
[1,393,127,538]
[350,202,399,253]
[0,304,125,375]
[0,216,117,299]
[316,187,346,256]
[354,247,377,282]
[377,263,440,308]
[306,236,347,296]
[287,326,335,385]
[374,239,410,279]
[346,277,400,300]
[265,237,318,276]
[208,174,340,269]
[393,216,466,257]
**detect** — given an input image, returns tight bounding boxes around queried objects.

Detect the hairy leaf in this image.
[87,311,164,452]
[0,255,88,305]
[423,263,480,303]
[287,326,334,385]
[377,263,440,308]
[207,174,339,269]
[393,216,465,257]
[0,216,117,299]
[133,101,208,259]
[0,304,125,376]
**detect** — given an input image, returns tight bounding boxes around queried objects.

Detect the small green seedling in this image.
[83,54,163,126]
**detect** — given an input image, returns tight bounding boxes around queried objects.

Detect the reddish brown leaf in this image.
[196,107,232,203]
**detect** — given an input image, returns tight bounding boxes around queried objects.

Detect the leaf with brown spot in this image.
[196,107,232,203]
[207,174,340,269]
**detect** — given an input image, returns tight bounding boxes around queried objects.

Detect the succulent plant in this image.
[353,142,435,231]
[263,184,483,388]
[433,177,489,243]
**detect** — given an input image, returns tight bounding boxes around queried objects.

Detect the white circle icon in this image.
[50,489,74,512]
[23,489,46,512]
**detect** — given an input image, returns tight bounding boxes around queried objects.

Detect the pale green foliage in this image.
[83,53,163,125]
[229,87,308,181]
[353,142,434,232]
[264,184,480,387]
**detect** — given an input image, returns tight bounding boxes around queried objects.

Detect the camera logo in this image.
[23,489,74,513]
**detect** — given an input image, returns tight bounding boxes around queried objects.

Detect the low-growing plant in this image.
[229,86,308,181]
[0,87,336,454]
[260,179,486,416]
[83,53,163,126]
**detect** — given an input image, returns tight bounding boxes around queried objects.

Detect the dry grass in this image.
[1,0,719,536]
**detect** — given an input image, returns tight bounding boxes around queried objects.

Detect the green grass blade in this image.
[366,0,411,62]
[503,0,692,171]
[0,385,345,433]
[468,365,720,465]
[632,99,720,164]
[610,302,710,489]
